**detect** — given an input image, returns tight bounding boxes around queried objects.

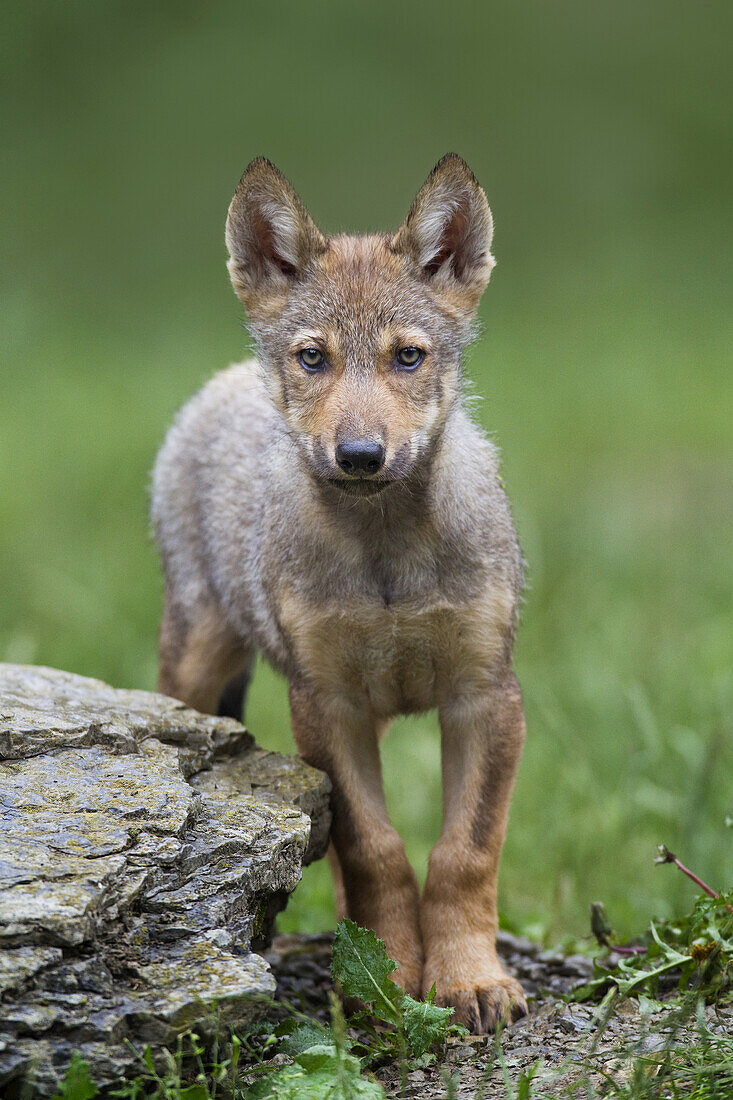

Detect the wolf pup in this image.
[152,154,528,1031]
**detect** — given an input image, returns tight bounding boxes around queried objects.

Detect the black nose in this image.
[335,439,385,476]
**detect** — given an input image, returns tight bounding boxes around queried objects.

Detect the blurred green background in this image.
[2,0,732,943]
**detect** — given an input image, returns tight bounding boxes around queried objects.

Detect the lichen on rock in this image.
[0,664,331,1096]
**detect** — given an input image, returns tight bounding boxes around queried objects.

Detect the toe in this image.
[478,979,528,1032]
[439,990,482,1033]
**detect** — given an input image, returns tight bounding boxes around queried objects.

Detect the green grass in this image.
[2,0,733,945]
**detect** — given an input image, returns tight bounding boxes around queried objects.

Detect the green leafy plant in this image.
[51,1054,99,1100]
[575,891,733,1004]
[109,1030,243,1099]
[241,989,385,1098]
[574,849,733,1005]
[245,1044,383,1099]
[248,921,467,1096]
[330,919,467,1064]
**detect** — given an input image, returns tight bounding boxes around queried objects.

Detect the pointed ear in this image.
[390,154,495,310]
[226,158,327,314]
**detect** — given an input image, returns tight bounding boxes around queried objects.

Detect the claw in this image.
[437,978,528,1034]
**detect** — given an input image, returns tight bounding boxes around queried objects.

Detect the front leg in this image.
[289,682,423,996]
[422,671,528,1032]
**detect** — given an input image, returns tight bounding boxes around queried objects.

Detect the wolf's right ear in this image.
[226,159,327,315]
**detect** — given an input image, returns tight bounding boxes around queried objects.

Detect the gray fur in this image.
[152,359,521,692]
[153,154,523,713]
[152,156,529,1027]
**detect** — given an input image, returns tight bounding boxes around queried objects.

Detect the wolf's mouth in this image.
[327,479,392,497]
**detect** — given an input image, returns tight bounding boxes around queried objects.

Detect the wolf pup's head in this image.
[226,155,494,497]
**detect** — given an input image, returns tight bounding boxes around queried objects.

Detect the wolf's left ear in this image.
[390,154,494,310]
[226,158,327,315]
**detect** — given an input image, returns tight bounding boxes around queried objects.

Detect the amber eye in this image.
[299,347,326,372]
[395,346,424,370]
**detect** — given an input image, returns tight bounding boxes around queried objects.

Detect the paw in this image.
[429,975,528,1034]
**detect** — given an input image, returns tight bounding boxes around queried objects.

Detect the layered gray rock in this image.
[0,664,331,1095]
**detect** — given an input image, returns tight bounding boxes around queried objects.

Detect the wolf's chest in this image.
[278,584,513,717]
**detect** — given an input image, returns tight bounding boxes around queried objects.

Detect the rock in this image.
[556,1007,593,1033]
[0,664,331,1096]
[496,930,540,958]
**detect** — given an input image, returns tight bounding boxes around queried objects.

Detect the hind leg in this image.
[217,660,255,720]
[328,843,347,920]
[158,598,252,716]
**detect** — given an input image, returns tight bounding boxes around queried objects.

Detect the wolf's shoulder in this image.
[152,359,279,496]
[439,406,502,487]
[432,406,522,581]
[181,359,270,420]
[163,360,276,446]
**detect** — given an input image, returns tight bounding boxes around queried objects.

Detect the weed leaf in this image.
[277,1020,335,1057]
[51,1054,98,1100]
[178,1086,210,1100]
[401,994,455,1057]
[331,920,401,1023]
[245,1043,384,1098]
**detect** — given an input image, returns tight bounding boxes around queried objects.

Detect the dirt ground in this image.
[264,931,732,1098]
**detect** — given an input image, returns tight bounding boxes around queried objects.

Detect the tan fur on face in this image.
[265,235,462,478]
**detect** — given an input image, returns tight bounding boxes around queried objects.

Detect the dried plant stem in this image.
[656,845,733,914]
